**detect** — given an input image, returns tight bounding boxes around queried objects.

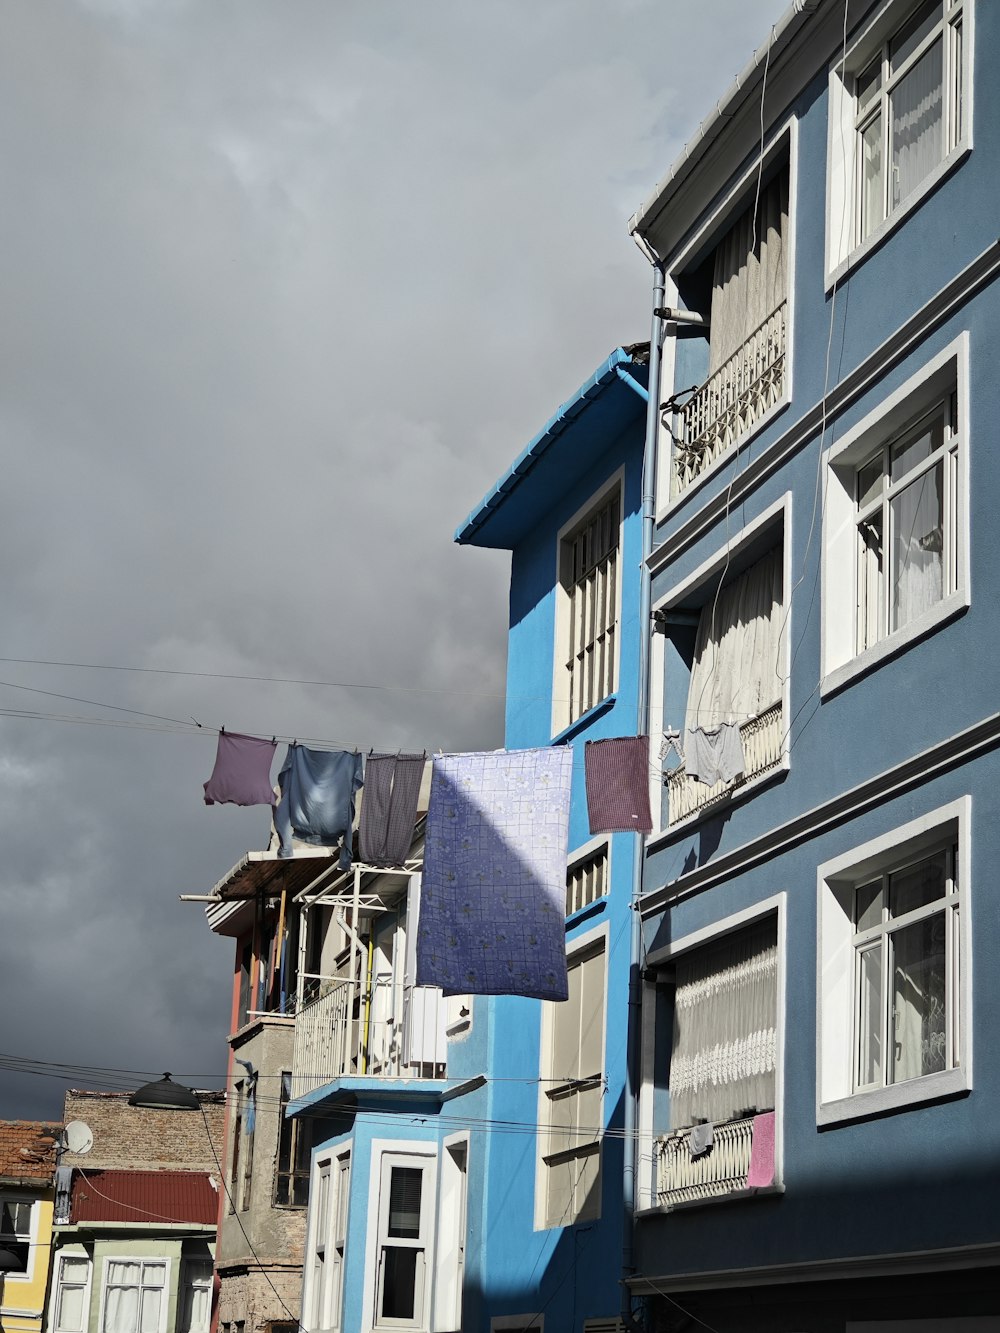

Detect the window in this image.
[304,1151,350,1333]
[274,1072,314,1207]
[373,1154,434,1329]
[53,1255,90,1333]
[240,1088,254,1211]
[555,483,621,731]
[822,338,967,692]
[100,1261,167,1333]
[566,843,608,916]
[237,941,252,1030]
[817,799,971,1125]
[0,1198,33,1275]
[537,937,606,1229]
[178,1260,212,1333]
[828,0,968,272]
[229,1081,242,1215]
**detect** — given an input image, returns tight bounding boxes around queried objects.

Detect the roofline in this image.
[454,347,647,546]
[628,0,825,250]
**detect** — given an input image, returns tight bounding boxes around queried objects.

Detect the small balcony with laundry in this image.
[664,164,789,500]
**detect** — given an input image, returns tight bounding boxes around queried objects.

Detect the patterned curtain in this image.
[669,917,778,1130]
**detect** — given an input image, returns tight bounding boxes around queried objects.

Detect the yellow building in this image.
[0,1121,59,1333]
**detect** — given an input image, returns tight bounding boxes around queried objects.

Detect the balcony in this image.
[673,301,787,497]
[290,976,447,1101]
[665,701,783,826]
[657,1115,756,1208]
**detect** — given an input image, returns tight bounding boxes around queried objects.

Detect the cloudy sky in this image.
[0,0,788,1119]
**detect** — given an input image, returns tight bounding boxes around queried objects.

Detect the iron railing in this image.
[657,1115,756,1207]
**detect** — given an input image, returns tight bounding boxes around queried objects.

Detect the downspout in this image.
[622,261,666,1330]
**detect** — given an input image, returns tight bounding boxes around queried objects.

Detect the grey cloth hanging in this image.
[689,1121,714,1159]
[358,753,425,867]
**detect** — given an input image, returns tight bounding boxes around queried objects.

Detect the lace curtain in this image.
[892,37,944,209]
[709,169,789,374]
[684,545,783,735]
[669,917,778,1130]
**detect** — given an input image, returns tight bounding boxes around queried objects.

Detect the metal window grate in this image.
[563,491,620,724]
[566,846,609,916]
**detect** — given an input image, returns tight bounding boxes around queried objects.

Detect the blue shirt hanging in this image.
[274,745,364,868]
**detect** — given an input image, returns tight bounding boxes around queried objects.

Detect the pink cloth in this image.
[203,732,278,807]
[746,1110,775,1188]
[584,736,653,834]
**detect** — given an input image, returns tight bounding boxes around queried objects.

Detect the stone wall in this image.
[217,1264,303,1333]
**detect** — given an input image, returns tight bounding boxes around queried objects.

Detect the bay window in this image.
[100,1260,167,1333]
[374,1154,434,1329]
[53,1255,90,1333]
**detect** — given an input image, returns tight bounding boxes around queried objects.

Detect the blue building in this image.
[626,0,1000,1328]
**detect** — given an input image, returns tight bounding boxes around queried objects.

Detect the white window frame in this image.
[0,1194,38,1287]
[361,1141,437,1333]
[552,471,624,738]
[303,1146,351,1333]
[565,835,611,918]
[49,1250,92,1333]
[178,1258,213,1333]
[816,797,972,1126]
[647,493,792,841]
[826,0,972,285]
[432,1133,469,1333]
[96,1257,170,1333]
[534,922,608,1231]
[640,894,786,1212]
[820,334,969,696]
[658,119,798,518]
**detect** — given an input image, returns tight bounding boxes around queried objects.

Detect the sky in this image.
[0,0,789,1120]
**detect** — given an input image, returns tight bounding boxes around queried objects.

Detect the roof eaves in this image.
[454,347,637,546]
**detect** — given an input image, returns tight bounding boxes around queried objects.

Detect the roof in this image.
[0,1120,60,1184]
[455,346,649,550]
[69,1169,218,1226]
[204,849,342,936]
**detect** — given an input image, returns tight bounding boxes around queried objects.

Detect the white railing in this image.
[673,302,787,496]
[666,701,783,826]
[657,1115,756,1207]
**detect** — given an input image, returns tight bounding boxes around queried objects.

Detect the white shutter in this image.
[403,874,448,1067]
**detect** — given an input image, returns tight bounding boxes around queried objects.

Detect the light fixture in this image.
[128,1073,200,1112]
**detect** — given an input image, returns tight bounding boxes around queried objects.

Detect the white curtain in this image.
[891,465,944,631]
[103,1266,140,1333]
[684,545,783,735]
[891,38,944,208]
[669,918,777,1129]
[709,170,789,374]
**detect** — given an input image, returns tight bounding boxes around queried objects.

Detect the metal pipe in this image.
[615,366,649,401]
[621,260,666,1330]
[653,307,709,327]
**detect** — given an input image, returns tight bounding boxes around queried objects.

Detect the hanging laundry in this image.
[689,1121,714,1160]
[584,736,653,834]
[274,745,363,867]
[416,747,572,1001]
[203,732,277,807]
[659,730,684,765]
[746,1110,776,1188]
[683,721,745,787]
[358,752,426,867]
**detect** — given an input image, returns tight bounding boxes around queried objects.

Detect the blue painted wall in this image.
[637,0,1000,1292]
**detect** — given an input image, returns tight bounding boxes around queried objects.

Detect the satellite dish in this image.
[63,1121,93,1156]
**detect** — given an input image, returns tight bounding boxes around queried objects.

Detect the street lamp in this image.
[127,1073,201,1112]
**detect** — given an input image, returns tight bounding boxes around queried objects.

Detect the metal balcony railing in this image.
[666,701,783,826]
[657,1115,756,1207]
[673,302,787,496]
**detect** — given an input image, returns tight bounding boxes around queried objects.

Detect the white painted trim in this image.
[815,796,972,1126]
[46,1247,92,1333]
[825,0,974,287]
[551,468,626,739]
[636,974,658,1214]
[646,893,787,1193]
[96,1256,171,1333]
[566,833,610,870]
[657,117,798,521]
[361,1138,437,1333]
[0,1194,40,1288]
[433,1133,469,1333]
[533,920,609,1232]
[820,333,970,693]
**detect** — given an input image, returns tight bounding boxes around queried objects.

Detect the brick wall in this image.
[217,1265,303,1333]
[61,1089,226,1172]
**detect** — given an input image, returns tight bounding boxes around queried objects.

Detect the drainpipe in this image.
[621,261,665,1330]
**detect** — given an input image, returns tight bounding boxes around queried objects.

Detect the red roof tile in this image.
[0,1120,60,1182]
[70,1170,218,1226]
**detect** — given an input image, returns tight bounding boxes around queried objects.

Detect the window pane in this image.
[857,945,883,1087]
[890,411,943,480]
[855,880,883,932]
[58,1285,86,1332]
[860,114,884,239]
[890,0,942,72]
[139,1288,161,1333]
[62,1259,90,1284]
[381,1248,418,1320]
[891,38,944,208]
[107,1263,141,1286]
[953,17,964,142]
[890,463,943,631]
[387,1167,422,1239]
[889,849,948,917]
[857,512,884,651]
[892,914,947,1082]
[857,56,882,111]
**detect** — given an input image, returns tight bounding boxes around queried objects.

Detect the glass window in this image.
[559,489,620,727]
[102,1261,166,1333]
[54,1256,90,1332]
[274,1073,314,1207]
[374,1155,432,1329]
[0,1198,32,1273]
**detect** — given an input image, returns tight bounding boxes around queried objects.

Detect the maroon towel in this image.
[584,736,653,834]
[203,732,278,807]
